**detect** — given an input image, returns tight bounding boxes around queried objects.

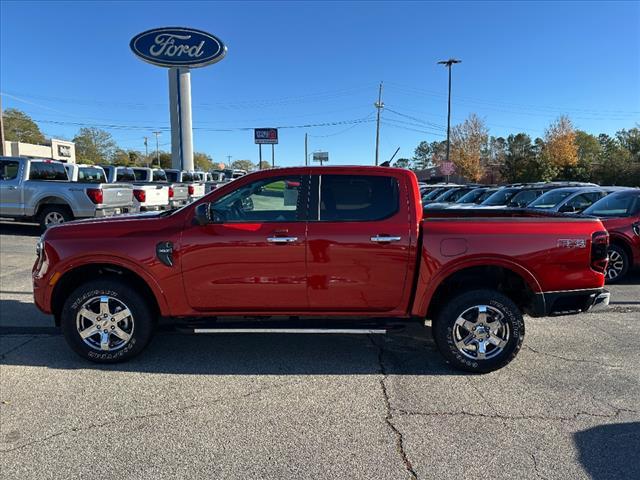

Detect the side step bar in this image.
[193,328,387,334]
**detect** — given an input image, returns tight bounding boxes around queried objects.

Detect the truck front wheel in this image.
[61,279,154,363]
[433,289,524,373]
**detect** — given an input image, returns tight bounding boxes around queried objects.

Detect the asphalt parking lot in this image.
[1,221,639,480]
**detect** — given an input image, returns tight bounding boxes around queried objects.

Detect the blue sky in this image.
[1,0,639,167]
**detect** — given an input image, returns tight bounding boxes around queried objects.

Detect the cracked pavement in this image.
[2,222,640,479]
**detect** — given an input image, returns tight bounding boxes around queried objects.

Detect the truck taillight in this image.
[86,188,103,204]
[591,231,609,273]
[134,189,146,202]
[168,187,174,199]
[188,185,195,195]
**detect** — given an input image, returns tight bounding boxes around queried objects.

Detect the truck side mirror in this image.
[193,203,211,225]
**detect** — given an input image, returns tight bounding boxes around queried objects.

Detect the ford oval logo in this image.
[130,27,227,68]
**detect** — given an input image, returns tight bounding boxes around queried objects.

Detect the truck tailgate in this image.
[142,185,169,206]
[171,184,189,201]
[101,184,134,208]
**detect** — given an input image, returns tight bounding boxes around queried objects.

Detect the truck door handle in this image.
[7,186,18,190]
[267,236,298,243]
[371,235,401,243]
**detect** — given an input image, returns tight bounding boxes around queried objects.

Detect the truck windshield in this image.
[78,167,106,183]
[583,191,640,217]
[132,169,147,181]
[165,171,179,182]
[529,190,574,209]
[116,169,136,182]
[481,188,519,206]
[182,172,195,182]
[153,170,167,182]
[457,188,487,204]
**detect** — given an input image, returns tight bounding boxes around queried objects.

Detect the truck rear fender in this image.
[33,195,76,218]
[412,258,543,320]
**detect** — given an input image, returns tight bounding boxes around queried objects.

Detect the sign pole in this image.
[258,144,262,170]
[271,144,275,168]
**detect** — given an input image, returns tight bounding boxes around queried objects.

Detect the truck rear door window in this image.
[28,161,68,181]
[0,160,19,181]
[318,175,399,221]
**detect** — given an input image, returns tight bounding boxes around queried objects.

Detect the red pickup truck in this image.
[33,167,610,372]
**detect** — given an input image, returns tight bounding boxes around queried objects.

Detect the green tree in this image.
[393,158,412,169]
[412,141,432,170]
[616,127,640,162]
[194,152,214,171]
[500,133,535,183]
[2,108,46,144]
[73,127,117,165]
[258,160,271,170]
[231,159,255,171]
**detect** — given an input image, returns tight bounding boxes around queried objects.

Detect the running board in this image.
[193,328,387,334]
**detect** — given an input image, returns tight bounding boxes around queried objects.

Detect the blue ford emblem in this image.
[130,27,227,68]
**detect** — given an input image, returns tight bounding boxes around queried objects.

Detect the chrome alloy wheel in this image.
[44,211,65,226]
[453,305,510,360]
[76,296,134,352]
[606,249,624,281]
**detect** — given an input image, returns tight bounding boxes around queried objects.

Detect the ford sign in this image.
[130,27,227,68]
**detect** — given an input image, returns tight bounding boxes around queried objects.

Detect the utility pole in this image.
[143,136,149,167]
[0,94,5,156]
[304,133,308,166]
[437,58,461,165]
[226,155,232,166]
[153,131,161,168]
[374,82,384,166]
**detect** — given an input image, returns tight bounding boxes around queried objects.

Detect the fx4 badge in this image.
[557,239,587,249]
[156,241,174,266]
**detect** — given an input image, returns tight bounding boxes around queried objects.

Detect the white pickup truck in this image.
[101,166,170,212]
[0,157,135,229]
[165,169,205,202]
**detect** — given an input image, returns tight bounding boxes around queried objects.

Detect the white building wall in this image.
[3,139,76,163]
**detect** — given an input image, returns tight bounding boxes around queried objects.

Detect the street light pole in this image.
[153,131,161,168]
[437,58,461,165]
[374,82,384,166]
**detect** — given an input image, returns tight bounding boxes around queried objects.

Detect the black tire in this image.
[432,289,525,373]
[605,244,629,284]
[61,279,155,363]
[37,205,73,231]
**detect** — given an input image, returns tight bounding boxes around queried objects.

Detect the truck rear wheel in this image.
[38,205,72,231]
[61,279,154,363]
[432,289,524,373]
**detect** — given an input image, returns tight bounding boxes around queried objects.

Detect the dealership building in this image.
[3,138,76,163]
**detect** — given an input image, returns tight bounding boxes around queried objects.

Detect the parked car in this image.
[128,167,171,212]
[423,186,480,209]
[528,187,609,213]
[0,157,135,230]
[34,166,610,373]
[204,171,228,194]
[582,189,640,283]
[422,185,459,203]
[477,186,523,208]
[101,165,136,184]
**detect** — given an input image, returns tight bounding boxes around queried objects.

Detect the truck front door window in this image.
[212,176,303,222]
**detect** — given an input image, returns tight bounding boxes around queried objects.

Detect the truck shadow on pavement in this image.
[0,317,462,376]
[0,222,41,237]
[574,422,640,480]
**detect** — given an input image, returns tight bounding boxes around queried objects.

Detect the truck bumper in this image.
[95,206,138,217]
[531,288,610,317]
[169,199,188,209]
